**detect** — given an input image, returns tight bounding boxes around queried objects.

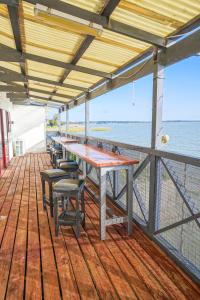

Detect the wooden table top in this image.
[64,143,139,168]
[51,136,78,144]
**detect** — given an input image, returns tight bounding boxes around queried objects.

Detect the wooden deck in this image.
[0,153,199,300]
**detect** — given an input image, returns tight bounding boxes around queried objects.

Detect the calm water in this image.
[83,121,200,158]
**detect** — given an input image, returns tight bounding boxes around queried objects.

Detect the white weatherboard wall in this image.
[11,105,46,154]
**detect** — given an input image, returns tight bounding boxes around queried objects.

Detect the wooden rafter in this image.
[48,0,121,101]
[7,0,29,96]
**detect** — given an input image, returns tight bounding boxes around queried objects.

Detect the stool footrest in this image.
[58,210,84,226]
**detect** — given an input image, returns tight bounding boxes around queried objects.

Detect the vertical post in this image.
[58,107,61,135]
[65,106,69,136]
[85,99,89,140]
[112,147,119,200]
[99,168,107,240]
[127,165,133,235]
[85,99,89,174]
[148,49,164,235]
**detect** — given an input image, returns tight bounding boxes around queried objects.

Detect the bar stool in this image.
[52,148,63,167]
[40,169,70,217]
[56,158,74,168]
[53,178,85,238]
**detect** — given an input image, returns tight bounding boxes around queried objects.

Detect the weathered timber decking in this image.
[0,153,199,300]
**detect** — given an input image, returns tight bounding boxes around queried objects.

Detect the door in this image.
[0,109,10,175]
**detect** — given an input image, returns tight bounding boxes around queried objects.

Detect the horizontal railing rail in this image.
[66,133,200,167]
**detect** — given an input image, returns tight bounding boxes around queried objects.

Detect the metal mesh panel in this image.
[158,159,200,272]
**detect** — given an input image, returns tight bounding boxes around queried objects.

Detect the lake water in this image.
[82,121,200,158]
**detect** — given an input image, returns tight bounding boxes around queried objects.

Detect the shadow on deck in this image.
[0,153,199,299]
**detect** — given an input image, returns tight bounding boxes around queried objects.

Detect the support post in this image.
[85,99,89,140]
[148,49,164,235]
[65,107,69,135]
[58,108,61,135]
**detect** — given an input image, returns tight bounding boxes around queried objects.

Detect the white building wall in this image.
[11,105,46,154]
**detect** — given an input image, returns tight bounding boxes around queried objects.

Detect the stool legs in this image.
[54,194,59,236]
[49,182,54,217]
[74,193,81,238]
[41,178,46,210]
[81,191,85,229]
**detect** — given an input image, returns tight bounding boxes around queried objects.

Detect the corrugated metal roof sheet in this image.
[0,0,199,105]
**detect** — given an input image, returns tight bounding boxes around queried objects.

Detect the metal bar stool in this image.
[59,161,79,178]
[53,179,85,238]
[52,148,63,167]
[56,158,74,168]
[40,169,70,217]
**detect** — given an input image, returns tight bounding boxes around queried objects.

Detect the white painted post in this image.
[58,108,61,135]
[148,49,164,235]
[85,99,89,140]
[65,106,69,136]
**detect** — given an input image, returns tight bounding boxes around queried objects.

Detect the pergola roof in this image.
[0,0,200,107]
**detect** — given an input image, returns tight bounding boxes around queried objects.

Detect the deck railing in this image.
[49,132,200,284]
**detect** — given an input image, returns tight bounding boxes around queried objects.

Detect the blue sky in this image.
[53,55,200,122]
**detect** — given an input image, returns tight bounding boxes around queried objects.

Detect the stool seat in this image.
[41,168,67,179]
[53,179,84,192]
[56,158,74,165]
[40,168,70,217]
[59,161,79,171]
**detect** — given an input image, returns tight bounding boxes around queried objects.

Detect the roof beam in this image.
[0,0,18,5]
[101,0,120,17]
[0,66,87,91]
[7,1,29,96]
[24,0,165,47]
[7,88,74,99]
[0,85,25,92]
[7,93,67,105]
[0,45,111,78]
[25,53,111,78]
[27,75,87,91]
[29,94,69,105]
[48,0,120,101]
[28,87,74,99]
[69,27,200,108]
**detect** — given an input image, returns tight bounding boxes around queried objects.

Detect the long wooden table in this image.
[63,143,139,240]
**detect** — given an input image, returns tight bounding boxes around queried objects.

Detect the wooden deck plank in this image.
[85,199,154,300]
[66,199,119,300]
[0,156,26,300]
[62,227,99,300]
[25,154,42,300]
[6,155,31,299]
[72,197,139,300]
[0,153,199,300]
[133,225,200,299]
[47,211,81,300]
[88,197,188,300]
[116,224,188,300]
[35,153,61,300]
[85,187,187,300]
[0,157,21,243]
[87,181,200,298]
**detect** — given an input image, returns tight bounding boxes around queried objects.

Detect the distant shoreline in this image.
[69,120,200,124]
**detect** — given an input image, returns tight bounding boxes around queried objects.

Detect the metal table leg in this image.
[99,168,107,240]
[127,165,133,235]
[62,145,66,159]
